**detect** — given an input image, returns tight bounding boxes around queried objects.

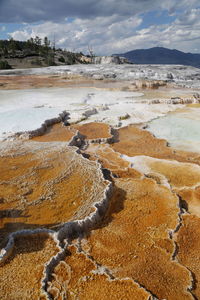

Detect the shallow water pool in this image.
[148,107,200,153]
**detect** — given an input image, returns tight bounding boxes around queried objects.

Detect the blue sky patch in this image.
[138,10,176,29]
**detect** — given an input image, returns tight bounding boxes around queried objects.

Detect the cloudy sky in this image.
[0,0,200,55]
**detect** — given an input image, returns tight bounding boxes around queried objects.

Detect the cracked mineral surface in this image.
[0,234,60,300]
[47,244,151,300]
[1,65,200,300]
[0,141,108,247]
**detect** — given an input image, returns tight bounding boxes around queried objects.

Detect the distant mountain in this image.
[114,47,200,68]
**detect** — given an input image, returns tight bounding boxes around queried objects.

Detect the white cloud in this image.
[9,15,143,54]
[8,6,200,55]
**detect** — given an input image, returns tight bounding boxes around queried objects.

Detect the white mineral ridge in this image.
[1,64,200,88]
[0,64,200,147]
[0,87,143,139]
[0,83,184,140]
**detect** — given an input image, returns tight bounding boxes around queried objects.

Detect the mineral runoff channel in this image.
[1,65,200,300]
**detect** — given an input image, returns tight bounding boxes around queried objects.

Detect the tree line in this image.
[0,36,90,69]
[0,36,57,67]
[0,36,54,56]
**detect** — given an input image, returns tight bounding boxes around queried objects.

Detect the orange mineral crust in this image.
[112,125,172,158]
[87,178,193,300]
[72,122,112,140]
[1,118,200,300]
[178,186,200,217]
[112,125,200,164]
[47,245,151,300]
[145,158,200,188]
[126,155,200,217]
[31,123,75,142]
[0,234,59,300]
[0,74,136,91]
[176,215,200,299]
[32,122,112,144]
[0,74,85,90]
[0,141,107,245]
[127,155,200,189]
[86,143,141,178]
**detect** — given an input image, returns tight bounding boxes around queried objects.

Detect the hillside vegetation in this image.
[0,37,90,69]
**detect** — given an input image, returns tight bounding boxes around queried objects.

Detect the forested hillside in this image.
[0,37,89,69]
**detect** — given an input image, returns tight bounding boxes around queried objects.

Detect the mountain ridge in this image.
[114,47,200,68]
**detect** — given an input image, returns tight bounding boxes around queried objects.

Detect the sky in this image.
[0,0,200,55]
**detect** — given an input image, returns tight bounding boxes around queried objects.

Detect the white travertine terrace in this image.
[0,86,189,141]
[1,64,200,89]
[0,64,200,151]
